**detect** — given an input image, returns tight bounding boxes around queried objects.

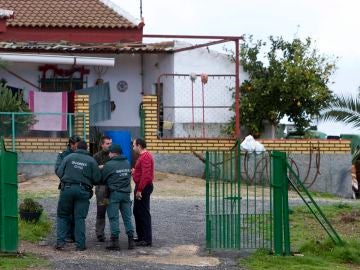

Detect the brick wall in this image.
[74,94,90,140]
[142,95,351,154]
[4,137,68,152]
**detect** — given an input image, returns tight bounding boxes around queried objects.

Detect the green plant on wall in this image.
[0,85,37,137]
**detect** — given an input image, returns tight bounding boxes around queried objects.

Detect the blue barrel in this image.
[105,131,132,164]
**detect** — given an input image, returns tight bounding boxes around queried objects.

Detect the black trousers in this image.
[133,183,153,243]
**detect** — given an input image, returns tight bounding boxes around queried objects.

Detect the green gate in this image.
[0,137,18,252]
[206,145,290,253]
[206,145,342,254]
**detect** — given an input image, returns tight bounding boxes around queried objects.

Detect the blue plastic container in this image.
[105,131,132,164]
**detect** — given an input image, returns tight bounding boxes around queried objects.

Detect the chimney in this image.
[0,9,14,33]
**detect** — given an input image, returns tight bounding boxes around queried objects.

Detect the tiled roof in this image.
[0,41,175,54]
[0,0,140,29]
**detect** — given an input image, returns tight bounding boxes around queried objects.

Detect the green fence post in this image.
[140,108,145,139]
[68,113,73,137]
[272,151,285,255]
[282,153,290,255]
[11,113,16,152]
[205,150,210,250]
[83,113,87,141]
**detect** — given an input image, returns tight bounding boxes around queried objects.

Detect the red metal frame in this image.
[147,34,243,139]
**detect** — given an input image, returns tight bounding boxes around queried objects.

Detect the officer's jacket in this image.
[56,149,101,187]
[54,146,73,175]
[102,155,131,193]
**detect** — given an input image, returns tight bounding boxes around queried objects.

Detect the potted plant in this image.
[19,198,44,222]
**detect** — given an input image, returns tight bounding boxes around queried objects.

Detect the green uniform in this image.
[93,150,111,240]
[54,146,73,175]
[54,146,75,240]
[56,149,101,250]
[102,155,134,238]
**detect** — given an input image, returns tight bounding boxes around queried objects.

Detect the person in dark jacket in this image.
[102,144,135,250]
[93,135,112,242]
[54,135,81,242]
[55,135,81,175]
[55,140,101,251]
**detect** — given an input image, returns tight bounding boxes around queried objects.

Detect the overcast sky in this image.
[114,0,360,136]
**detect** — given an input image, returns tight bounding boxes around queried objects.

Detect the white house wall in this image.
[93,54,142,128]
[0,54,143,132]
[173,42,236,124]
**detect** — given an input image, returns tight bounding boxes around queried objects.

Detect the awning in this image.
[0,53,115,66]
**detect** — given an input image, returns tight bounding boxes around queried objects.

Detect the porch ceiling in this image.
[0,41,175,54]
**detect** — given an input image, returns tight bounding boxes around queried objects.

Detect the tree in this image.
[226,36,337,137]
[0,85,36,136]
[321,94,360,129]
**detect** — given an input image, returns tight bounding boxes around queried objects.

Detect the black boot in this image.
[106,236,120,251]
[128,235,135,250]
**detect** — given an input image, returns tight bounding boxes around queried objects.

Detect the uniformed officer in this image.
[54,135,81,242]
[102,144,135,250]
[93,135,112,242]
[55,135,81,174]
[55,140,101,251]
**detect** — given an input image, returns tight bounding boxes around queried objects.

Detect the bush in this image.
[0,85,37,137]
[19,198,43,213]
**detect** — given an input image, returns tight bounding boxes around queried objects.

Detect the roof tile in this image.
[0,0,139,29]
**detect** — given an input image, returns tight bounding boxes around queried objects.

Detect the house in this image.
[0,0,243,175]
[0,0,241,140]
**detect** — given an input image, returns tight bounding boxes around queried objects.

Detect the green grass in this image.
[19,212,53,243]
[0,212,53,269]
[241,202,360,269]
[0,253,49,270]
[307,191,337,199]
[18,190,58,200]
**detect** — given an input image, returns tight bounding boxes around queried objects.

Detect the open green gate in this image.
[206,144,342,254]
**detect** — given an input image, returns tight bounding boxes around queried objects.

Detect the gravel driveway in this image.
[28,196,247,270]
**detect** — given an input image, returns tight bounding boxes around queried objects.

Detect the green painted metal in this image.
[286,162,343,245]
[206,146,273,250]
[207,148,341,253]
[0,112,86,165]
[272,151,291,255]
[140,108,145,139]
[0,137,18,253]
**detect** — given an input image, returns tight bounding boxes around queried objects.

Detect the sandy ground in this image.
[19,171,207,198]
[18,172,245,270]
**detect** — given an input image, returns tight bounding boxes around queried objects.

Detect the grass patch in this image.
[241,202,360,269]
[0,253,49,270]
[307,191,337,199]
[18,190,58,200]
[19,212,53,243]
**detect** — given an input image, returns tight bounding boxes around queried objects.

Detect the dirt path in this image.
[18,172,245,270]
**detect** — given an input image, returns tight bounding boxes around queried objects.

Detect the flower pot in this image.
[19,210,42,222]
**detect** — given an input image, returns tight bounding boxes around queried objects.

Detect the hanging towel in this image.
[28,91,68,131]
[77,82,111,125]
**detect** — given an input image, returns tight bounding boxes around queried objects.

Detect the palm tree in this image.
[321,94,360,129]
[321,94,360,198]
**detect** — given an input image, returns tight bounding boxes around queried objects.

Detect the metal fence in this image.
[0,111,87,152]
[157,73,235,139]
[206,146,294,254]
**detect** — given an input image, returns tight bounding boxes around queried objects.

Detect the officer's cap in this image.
[108,144,122,154]
[69,135,81,144]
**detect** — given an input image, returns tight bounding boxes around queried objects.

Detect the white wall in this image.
[0,54,143,128]
[94,54,142,127]
[173,41,237,124]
